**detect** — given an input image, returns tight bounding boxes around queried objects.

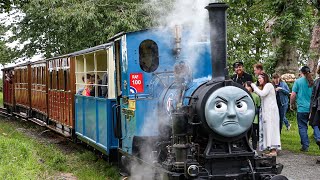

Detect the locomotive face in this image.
[204,86,255,137]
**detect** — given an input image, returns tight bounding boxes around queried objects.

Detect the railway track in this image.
[0,106,118,163]
[0,107,12,118]
[0,107,73,138]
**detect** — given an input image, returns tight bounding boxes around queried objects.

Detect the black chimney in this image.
[206,3,229,81]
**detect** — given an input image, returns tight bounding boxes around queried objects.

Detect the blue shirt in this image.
[292,77,312,112]
[275,81,290,106]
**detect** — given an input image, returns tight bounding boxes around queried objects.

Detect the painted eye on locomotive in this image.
[204,86,255,137]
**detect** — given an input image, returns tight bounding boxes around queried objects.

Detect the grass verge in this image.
[281,110,320,156]
[0,91,3,108]
[0,118,119,180]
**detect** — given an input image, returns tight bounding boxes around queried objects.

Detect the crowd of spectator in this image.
[77,73,108,98]
[231,61,320,163]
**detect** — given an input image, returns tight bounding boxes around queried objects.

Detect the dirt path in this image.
[277,150,320,179]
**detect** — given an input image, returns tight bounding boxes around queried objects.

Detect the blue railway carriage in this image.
[74,43,118,156]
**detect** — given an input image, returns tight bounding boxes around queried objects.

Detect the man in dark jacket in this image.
[307,65,320,164]
[101,72,108,98]
[231,61,253,85]
[253,63,264,86]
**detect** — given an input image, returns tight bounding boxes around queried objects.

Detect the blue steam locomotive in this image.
[1,2,288,180]
[117,3,287,180]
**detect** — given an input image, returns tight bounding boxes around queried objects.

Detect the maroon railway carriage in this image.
[1,57,76,137]
[47,56,76,136]
[13,62,31,117]
[30,60,48,124]
[2,67,15,114]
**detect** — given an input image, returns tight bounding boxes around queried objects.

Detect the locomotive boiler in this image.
[119,3,287,180]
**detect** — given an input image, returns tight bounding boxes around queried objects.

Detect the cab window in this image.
[139,40,159,73]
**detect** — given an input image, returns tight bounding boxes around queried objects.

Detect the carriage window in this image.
[74,48,115,98]
[32,68,35,84]
[64,70,67,91]
[41,67,44,84]
[66,70,70,91]
[17,70,20,83]
[37,67,40,84]
[139,40,159,73]
[56,70,59,90]
[39,67,42,84]
[52,71,56,89]
[49,72,52,89]
[59,69,63,90]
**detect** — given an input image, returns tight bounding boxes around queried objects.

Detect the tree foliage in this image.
[2,0,320,75]
[0,25,12,64]
[224,0,317,75]
[267,0,314,53]
[0,0,28,65]
[7,0,161,59]
[0,0,28,12]
[225,0,274,74]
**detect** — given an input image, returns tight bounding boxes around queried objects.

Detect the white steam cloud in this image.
[127,0,217,178]
[145,0,217,74]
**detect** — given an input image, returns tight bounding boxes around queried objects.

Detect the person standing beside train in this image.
[290,66,320,152]
[231,61,253,85]
[309,65,320,153]
[244,82,260,152]
[251,63,264,151]
[249,73,281,156]
[272,73,291,133]
[253,63,264,86]
[253,63,264,77]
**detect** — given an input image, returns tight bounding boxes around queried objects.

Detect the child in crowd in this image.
[244,81,261,152]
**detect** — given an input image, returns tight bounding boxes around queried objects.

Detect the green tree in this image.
[0,25,12,64]
[8,0,157,59]
[225,0,274,75]
[265,0,313,75]
[309,0,320,74]
[225,0,315,76]
[0,0,28,12]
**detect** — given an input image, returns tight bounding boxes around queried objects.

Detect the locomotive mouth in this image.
[222,120,239,126]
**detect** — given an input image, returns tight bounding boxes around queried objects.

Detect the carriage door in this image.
[114,39,123,140]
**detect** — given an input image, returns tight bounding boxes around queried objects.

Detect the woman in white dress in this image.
[250,72,281,156]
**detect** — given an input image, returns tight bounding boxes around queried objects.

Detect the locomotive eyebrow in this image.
[236,95,248,101]
[216,96,228,103]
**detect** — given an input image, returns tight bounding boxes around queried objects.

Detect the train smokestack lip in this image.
[206,3,229,82]
[206,3,229,9]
